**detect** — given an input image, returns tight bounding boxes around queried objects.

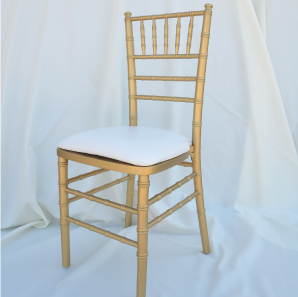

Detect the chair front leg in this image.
[125,174,135,227]
[136,175,149,297]
[58,157,71,267]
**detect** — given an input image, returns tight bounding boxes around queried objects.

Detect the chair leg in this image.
[136,175,149,297]
[193,172,210,254]
[125,174,135,227]
[58,157,71,267]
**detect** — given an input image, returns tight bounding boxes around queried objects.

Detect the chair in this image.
[57,4,213,297]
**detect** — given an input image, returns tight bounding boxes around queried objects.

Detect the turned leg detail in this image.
[193,173,210,254]
[136,175,149,297]
[125,174,135,227]
[58,157,70,267]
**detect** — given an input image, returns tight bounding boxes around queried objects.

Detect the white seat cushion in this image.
[58,126,191,166]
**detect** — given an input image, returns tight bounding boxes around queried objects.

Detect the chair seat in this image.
[58,126,191,166]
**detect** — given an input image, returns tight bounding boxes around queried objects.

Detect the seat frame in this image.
[57,4,213,297]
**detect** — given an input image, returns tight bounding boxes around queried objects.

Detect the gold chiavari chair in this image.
[57,4,213,296]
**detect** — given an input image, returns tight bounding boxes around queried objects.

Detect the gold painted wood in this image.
[134,95,200,103]
[152,19,157,55]
[140,19,146,55]
[57,149,189,175]
[57,6,213,296]
[148,191,200,228]
[175,17,181,54]
[178,161,193,167]
[65,187,138,214]
[68,168,108,184]
[58,157,70,267]
[134,76,196,81]
[131,54,199,59]
[131,11,204,21]
[189,145,194,159]
[68,175,130,203]
[164,18,168,54]
[125,174,136,227]
[148,172,197,206]
[125,12,138,126]
[137,176,149,297]
[186,15,194,54]
[66,217,137,247]
[191,4,213,254]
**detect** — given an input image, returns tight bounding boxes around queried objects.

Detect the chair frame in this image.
[57,4,212,297]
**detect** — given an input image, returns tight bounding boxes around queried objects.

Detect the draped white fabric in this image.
[2,0,298,296]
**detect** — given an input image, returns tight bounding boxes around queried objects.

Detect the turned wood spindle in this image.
[140,19,146,55]
[186,15,194,54]
[164,18,168,54]
[175,16,181,54]
[152,19,157,55]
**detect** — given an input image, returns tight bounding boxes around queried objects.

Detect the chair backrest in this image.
[124,4,213,163]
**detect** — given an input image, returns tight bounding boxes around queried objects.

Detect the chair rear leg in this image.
[136,175,149,297]
[125,174,135,227]
[58,157,71,267]
[193,172,210,254]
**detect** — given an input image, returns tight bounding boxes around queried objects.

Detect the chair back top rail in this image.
[131,54,200,59]
[130,11,204,21]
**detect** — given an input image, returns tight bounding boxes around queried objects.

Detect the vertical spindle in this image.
[164,18,168,54]
[152,19,157,55]
[140,19,146,55]
[186,15,194,54]
[175,16,181,54]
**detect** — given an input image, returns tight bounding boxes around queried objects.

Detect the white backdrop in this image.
[2,0,298,296]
